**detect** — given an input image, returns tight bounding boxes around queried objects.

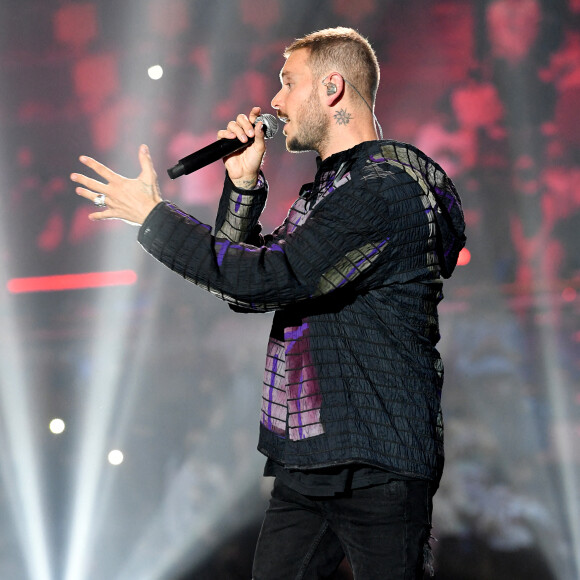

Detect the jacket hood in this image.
[378,141,467,279]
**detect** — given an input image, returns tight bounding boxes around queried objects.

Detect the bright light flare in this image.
[147,64,164,80]
[107,450,124,466]
[49,419,66,435]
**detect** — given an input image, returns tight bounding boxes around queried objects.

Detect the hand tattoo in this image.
[139,178,162,201]
[334,108,353,126]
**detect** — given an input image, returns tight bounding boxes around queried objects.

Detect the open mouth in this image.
[279,116,290,136]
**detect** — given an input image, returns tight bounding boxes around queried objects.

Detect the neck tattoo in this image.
[334,108,353,126]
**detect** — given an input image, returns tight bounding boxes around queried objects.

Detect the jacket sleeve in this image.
[137,166,438,312]
[214,172,268,246]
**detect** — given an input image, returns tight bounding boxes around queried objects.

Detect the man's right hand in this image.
[217,106,266,189]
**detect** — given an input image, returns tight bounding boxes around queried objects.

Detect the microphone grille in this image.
[256,114,278,139]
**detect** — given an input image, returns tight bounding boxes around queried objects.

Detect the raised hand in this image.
[217,106,266,189]
[71,144,162,226]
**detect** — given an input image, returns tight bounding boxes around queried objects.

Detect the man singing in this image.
[71,27,466,580]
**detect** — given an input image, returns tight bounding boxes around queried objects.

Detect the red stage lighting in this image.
[457,247,471,266]
[7,270,138,294]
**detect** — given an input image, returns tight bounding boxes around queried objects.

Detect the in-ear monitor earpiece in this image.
[326,83,337,96]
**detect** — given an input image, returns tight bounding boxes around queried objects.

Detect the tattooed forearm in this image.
[240,178,258,189]
[334,108,353,126]
[232,177,258,190]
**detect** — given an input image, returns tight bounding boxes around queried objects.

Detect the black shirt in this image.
[264,458,414,497]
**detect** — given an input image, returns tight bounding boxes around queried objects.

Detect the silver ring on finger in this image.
[94,193,107,207]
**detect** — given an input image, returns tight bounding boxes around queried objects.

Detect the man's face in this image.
[271,49,330,154]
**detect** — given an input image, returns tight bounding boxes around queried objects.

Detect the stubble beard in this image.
[286,90,330,155]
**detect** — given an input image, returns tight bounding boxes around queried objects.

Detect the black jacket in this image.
[138,140,466,484]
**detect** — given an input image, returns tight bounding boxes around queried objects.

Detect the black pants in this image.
[252,477,434,580]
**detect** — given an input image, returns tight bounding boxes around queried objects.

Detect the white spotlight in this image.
[147,65,164,80]
[107,450,124,466]
[49,418,66,435]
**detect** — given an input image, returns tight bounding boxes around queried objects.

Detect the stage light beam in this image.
[0,283,54,580]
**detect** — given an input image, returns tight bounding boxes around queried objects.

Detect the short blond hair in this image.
[284,27,380,106]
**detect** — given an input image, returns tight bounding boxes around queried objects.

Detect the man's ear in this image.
[323,73,344,105]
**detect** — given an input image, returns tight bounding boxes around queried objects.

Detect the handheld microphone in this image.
[167,114,278,179]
